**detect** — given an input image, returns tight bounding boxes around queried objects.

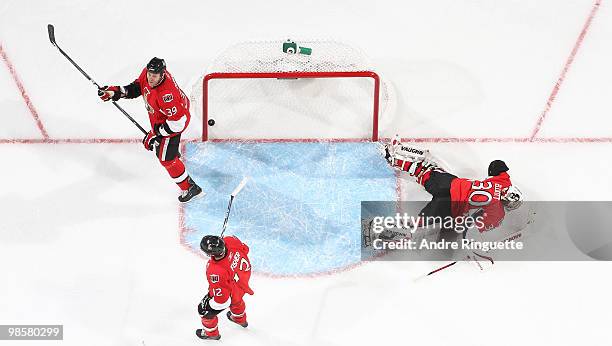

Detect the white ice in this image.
[1,1,611,345]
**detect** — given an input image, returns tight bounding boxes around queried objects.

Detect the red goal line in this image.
[1,137,612,145]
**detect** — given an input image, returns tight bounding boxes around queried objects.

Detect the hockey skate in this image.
[195,329,221,340]
[179,177,204,203]
[226,311,248,328]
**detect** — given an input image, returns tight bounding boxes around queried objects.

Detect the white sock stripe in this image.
[173,170,189,184]
[230,311,245,318]
[202,325,218,332]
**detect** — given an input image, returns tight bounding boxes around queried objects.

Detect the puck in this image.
[208,119,215,126]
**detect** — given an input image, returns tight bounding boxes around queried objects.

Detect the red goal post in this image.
[202,71,380,141]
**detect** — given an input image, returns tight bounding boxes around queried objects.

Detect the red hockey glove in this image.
[98,86,123,102]
[142,131,160,151]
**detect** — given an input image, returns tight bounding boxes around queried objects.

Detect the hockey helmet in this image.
[146,57,166,75]
[200,235,226,260]
[488,160,509,176]
[501,185,523,211]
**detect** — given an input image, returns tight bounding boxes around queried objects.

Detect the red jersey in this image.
[450,172,512,231]
[133,68,190,135]
[206,236,253,310]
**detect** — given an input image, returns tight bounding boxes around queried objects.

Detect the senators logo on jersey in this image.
[162,93,173,103]
[209,274,219,283]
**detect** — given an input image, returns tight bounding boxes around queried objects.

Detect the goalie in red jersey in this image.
[98,57,203,203]
[381,136,523,233]
[196,235,254,340]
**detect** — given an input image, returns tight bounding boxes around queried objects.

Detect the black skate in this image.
[178,177,204,203]
[227,311,248,328]
[195,329,220,340]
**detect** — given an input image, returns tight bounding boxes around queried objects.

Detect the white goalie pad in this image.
[379,135,450,172]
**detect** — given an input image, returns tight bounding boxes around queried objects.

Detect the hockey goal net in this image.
[190,39,390,141]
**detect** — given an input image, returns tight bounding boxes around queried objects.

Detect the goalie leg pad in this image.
[394,158,444,186]
[384,140,444,183]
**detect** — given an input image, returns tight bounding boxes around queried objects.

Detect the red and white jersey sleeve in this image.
[450,172,513,232]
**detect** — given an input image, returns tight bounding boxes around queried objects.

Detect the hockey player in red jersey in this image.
[98,57,203,202]
[196,235,254,340]
[382,137,523,232]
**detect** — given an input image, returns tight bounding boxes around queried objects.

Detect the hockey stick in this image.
[413,230,468,282]
[47,24,147,135]
[220,177,249,237]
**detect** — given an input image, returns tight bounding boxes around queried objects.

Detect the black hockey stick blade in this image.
[47,24,56,45]
[427,261,457,276]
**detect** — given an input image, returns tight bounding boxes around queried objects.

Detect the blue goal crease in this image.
[183,142,396,276]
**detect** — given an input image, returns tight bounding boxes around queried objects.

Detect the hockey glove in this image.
[142,131,161,151]
[98,86,123,102]
[198,294,223,319]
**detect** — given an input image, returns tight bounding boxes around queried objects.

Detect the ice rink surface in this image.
[1,1,611,345]
[182,142,397,276]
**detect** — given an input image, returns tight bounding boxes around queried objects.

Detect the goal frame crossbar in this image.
[201,71,381,142]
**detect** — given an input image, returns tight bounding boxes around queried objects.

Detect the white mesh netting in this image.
[189,39,393,140]
[206,39,373,73]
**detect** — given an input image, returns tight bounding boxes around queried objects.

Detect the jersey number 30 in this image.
[469,181,493,207]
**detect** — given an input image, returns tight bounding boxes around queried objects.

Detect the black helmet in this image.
[488,160,509,176]
[200,235,226,260]
[146,57,166,74]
